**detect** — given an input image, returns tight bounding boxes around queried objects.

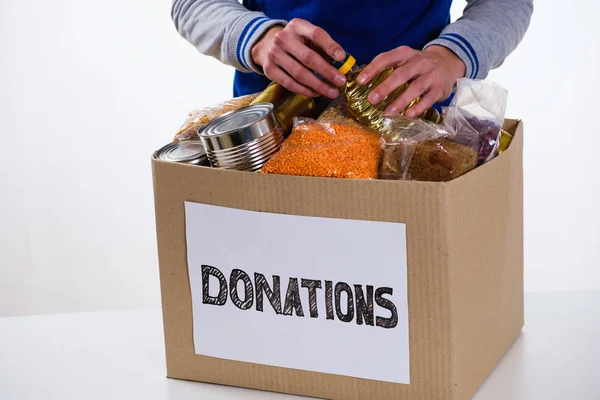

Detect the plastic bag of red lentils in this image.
[173,92,260,141]
[260,118,382,179]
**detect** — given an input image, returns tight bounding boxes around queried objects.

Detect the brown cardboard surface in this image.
[152,120,524,400]
[446,121,524,399]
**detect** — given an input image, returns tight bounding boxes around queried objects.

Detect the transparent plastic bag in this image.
[173,93,260,141]
[379,115,478,182]
[442,78,508,165]
[261,117,382,179]
[316,101,362,127]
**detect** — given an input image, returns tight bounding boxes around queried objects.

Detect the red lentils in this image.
[261,120,382,179]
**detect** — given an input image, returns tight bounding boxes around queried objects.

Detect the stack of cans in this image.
[199,103,283,172]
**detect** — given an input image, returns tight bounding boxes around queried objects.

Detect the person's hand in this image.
[251,18,348,98]
[358,45,466,117]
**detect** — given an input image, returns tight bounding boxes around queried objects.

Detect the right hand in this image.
[251,18,348,98]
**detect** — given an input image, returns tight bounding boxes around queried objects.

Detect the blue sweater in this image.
[172,0,533,106]
[234,0,453,98]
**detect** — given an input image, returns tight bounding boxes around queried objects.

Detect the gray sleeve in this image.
[424,0,534,79]
[171,0,287,73]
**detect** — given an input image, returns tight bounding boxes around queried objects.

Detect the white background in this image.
[0,0,598,317]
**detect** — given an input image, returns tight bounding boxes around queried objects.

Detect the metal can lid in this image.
[155,140,207,163]
[199,103,281,151]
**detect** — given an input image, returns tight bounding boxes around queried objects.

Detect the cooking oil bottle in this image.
[251,49,440,135]
[340,54,441,132]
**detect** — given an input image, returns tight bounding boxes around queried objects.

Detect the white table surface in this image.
[1,292,598,400]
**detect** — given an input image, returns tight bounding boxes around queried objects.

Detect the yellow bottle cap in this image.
[331,53,356,75]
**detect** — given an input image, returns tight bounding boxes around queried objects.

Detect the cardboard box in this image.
[152,120,524,400]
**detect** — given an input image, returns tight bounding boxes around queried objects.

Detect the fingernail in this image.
[334,50,345,61]
[386,106,398,115]
[334,75,346,86]
[358,74,367,84]
[328,88,339,98]
[406,110,416,118]
[369,92,380,104]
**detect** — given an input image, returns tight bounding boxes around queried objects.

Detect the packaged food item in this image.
[381,139,478,182]
[155,140,209,166]
[344,64,442,132]
[379,116,477,182]
[442,78,508,165]
[316,101,362,126]
[173,93,260,141]
[199,103,283,172]
[250,83,320,136]
[261,118,382,179]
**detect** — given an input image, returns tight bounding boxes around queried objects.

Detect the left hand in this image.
[358,45,466,118]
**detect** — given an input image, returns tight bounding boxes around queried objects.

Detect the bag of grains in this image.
[316,101,362,127]
[442,78,508,165]
[379,115,478,182]
[260,117,382,179]
[173,92,260,141]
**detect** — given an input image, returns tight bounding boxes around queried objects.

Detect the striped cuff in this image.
[225,14,287,74]
[424,33,481,79]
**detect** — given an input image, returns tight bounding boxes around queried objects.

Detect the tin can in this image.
[155,140,209,166]
[199,103,283,172]
[250,82,290,109]
[273,93,317,134]
[251,82,318,136]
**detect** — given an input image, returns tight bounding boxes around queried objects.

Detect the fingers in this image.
[383,75,429,114]
[358,46,414,85]
[274,30,346,88]
[404,87,444,119]
[263,62,320,97]
[363,48,456,117]
[288,18,346,62]
[270,48,339,98]
[367,58,424,104]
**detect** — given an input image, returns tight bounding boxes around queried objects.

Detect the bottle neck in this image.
[330,53,357,75]
[306,41,357,75]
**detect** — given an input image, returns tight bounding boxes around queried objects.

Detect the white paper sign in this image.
[185,202,410,384]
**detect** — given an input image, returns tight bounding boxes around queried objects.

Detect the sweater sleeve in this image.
[171,0,287,73]
[424,0,534,79]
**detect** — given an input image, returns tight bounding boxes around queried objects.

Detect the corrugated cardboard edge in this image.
[446,120,524,400]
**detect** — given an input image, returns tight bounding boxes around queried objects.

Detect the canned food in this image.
[250,82,290,109]
[251,82,318,135]
[199,103,284,172]
[273,93,316,134]
[155,140,209,166]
